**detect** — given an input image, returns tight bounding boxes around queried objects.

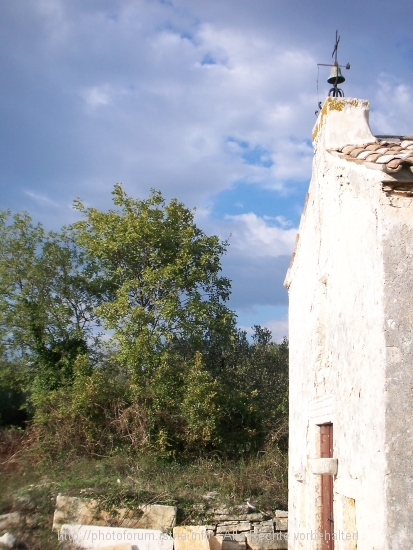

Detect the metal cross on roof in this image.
[317,30,350,99]
[332,30,340,65]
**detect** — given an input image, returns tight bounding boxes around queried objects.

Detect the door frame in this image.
[319,423,334,550]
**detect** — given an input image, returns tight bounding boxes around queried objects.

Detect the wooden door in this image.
[320,423,334,549]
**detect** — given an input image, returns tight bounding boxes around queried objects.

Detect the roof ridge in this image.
[331,140,413,173]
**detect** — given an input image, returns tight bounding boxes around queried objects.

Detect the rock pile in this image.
[0,495,288,550]
[177,505,289,550]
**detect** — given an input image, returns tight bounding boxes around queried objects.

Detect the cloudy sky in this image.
[2,0,413,340]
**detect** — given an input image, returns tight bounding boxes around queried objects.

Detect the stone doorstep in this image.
[274,511,288,518]
[58,524,173,550]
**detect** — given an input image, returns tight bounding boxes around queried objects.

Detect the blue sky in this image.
[2,0,413,340]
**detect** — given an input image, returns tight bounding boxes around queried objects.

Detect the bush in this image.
[0,191,288,461]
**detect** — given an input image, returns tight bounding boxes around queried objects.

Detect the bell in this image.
[327,63,345,85]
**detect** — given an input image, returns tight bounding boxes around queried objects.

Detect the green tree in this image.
[67,185,241,455]
[0,190,288,459]
[72,184,236,379]
[0,211,108,411]
[207,325,289,450]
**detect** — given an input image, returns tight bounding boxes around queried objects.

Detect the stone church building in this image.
[285,97,413,549]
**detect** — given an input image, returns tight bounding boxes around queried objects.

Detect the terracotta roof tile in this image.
[386,158,404,170]
[331,137,413,173]
[357,151,373,160]
[401,140,413,148]
[376,154,398,164]
[342,145,357,154]
[365,153,381,162]
[350,147,366,158]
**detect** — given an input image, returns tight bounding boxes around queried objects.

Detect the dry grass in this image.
[0,427,288,549]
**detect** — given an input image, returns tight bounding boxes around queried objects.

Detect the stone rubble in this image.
[0,493,288,550]
[204,505,288,549]
[53,495,177,532]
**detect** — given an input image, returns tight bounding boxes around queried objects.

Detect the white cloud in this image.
[224,212,297,257]
[6,0,412,330]
[194,208,293,310]
[269,139,313,184]
[370,74,413,135]
[238,314,288,343]
[68,15,317,198]
[1,1,321,215]
[264,316,289,343]
[80,85,112,108]
[263,215,292,228]
[24,190,60,207]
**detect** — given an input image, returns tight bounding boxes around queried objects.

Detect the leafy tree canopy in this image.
[0,186,288,459]
[0,211,107,399]
[72,184,236,376]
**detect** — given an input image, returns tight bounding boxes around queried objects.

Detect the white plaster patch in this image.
[308,395,333,425]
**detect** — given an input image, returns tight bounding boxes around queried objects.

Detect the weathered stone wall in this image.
[202,506,288,549]
[49,495,288,549]
[382,196,413,547]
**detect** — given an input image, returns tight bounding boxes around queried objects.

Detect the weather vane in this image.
[315,31,351,114]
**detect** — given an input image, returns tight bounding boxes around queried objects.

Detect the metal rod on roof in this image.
[317,63,351,69]
[315,32,351,115]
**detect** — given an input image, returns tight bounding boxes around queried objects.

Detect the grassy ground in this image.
[0,428,288,549]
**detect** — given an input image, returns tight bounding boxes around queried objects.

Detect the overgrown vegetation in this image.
[0,431,287,549]
[0,185,288,546]
[0,185,288,458]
